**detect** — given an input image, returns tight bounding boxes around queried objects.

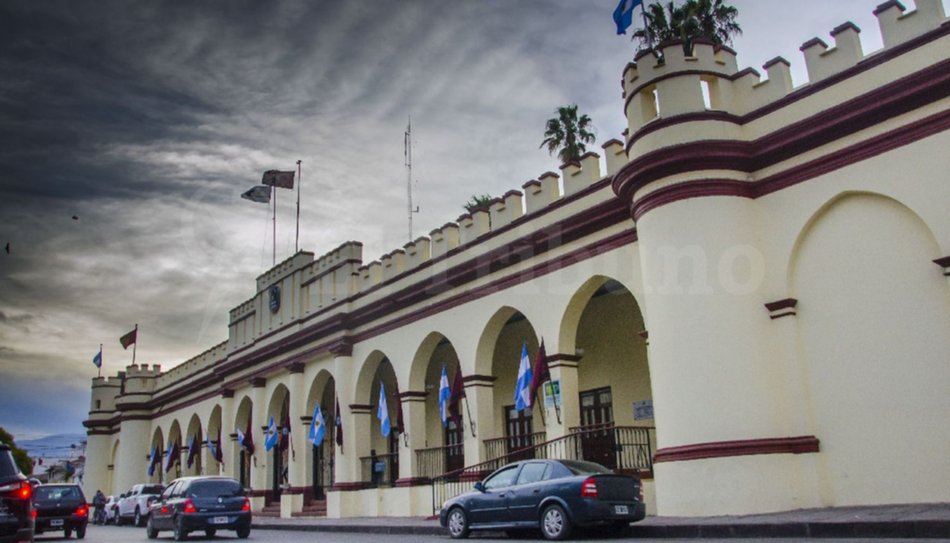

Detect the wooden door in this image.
[505,405,535,461]
[579,387,616,469]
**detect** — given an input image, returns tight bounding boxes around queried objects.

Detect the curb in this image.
[253,519,950,539]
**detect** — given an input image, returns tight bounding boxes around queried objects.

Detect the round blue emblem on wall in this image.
[269,285,281,313]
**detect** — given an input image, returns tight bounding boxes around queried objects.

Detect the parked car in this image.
[104,495,120,525]
[32,484,88,539]
[147,476,251,540]
[0,442,33,543]
[440,459,646,540]
[116,483,163,526]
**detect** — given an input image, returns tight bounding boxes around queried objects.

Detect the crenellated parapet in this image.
[615,0,949,216]
[153,341,227,390]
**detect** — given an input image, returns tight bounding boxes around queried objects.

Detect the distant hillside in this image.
[19,433,87,460]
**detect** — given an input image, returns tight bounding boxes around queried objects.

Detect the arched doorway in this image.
[305,370,337,501]
[234,396,254,489]
[265,385,290,504]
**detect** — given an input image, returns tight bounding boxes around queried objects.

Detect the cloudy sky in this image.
[1,0,943,441]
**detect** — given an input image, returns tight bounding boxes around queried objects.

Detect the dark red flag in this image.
[529,340,550,408]
[119,326,137,349]
[394,386,405,435]
[448,367,466,426]
[334,398,344,452]
[243,415,255,456]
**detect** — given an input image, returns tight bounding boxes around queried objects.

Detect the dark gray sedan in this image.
[439,459,645,540]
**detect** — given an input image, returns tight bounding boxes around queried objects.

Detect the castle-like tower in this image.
[86,0,949,518]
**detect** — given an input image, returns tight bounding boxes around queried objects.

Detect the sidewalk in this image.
[253,503,950,539]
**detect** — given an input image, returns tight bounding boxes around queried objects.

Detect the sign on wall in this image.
[543,380,561,408]
[634,400,654,421]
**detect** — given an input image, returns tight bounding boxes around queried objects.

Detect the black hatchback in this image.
[0,442,33,543]
[32,484,88,539]
[147,476,250,540]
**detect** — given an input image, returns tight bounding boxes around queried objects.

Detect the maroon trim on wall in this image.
[397,391,428,400]
[348,404,373,413]
[221,389,234,398]
[934,256,950,275]
[331,482,367,492]
[654,435,820,463]
[616,57,950,209]
[394,477,431,488]
[625,107,950,221]
[287,362,305,374]
[463,374,498,384]
[765,298,798,320]
[250,377,266,388]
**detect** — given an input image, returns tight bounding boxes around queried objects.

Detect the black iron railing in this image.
[416,443,465,480]
[430,425,655,514]
[359,452,398,487]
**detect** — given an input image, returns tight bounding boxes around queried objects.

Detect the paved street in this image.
[33,524,950,542]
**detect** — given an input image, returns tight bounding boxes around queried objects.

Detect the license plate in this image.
[614,505,629,515]
[51,519,64,527]
[212,516,229,525]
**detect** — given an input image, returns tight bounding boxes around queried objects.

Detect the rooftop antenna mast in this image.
[404,117,419,241]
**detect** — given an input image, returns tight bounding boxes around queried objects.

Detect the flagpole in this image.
[463,396,476,438]
[272,184,277,266]
[295,160,301,254]
[132,324,138,366]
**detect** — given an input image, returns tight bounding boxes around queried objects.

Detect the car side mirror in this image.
[473,482,486,493]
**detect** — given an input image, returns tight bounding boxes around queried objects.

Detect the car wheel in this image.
[173,516,188,541]
[134,507,144,527]
[146,517,159,539]
[64,527,73,538]
[446,506,470,539]
[540,504,572,541]
[76,525,86,539]
[204,528,216,538]
[236,526,250,539]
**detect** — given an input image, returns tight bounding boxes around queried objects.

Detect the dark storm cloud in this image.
[0,0,917,438]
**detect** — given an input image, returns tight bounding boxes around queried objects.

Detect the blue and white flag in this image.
[378,383,391,437]
[308,404,326,446]
[92,348,102,369]
[206,435,218,462]
[235,427,245,448]
[264,416,279,452]
[514,341,533,412]
[146,446,158,477]
[613,0,643,35]
[439,365,451,427]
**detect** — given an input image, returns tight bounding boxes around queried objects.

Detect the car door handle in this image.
[532,489,540,494]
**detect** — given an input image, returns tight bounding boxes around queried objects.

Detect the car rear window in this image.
[0,448,19,478]
[189,480,242,498]
[558,460,612,475]
[142,485,164,495]
[35,486,82,500]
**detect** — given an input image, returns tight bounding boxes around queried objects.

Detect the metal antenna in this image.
[404,117,419,242]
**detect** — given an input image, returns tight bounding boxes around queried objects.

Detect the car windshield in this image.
[35,486,81,500]
[558,460,612,475]
[0,449,18,477]
[190,480,242,498]
[142,484,164,495]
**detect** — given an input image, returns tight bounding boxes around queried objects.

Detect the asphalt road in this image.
[32,524,950,542]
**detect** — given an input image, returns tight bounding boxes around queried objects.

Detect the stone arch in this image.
[560,275,653,468]
[789,191,950,505]
[476,306,540,446]
[355,350,402,483]
[165,420,183,480]
[233,395,254,487]
[265,384,291,494]
[205,404,223,475]
[147,427,164,485]
[305,370,337,499]
[184,414,203,476]
[409,332,464,475]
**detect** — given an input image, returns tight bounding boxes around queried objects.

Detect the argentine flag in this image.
[308,404,326,446]
[613,0,643,35]
[439,365,451,427]
[378,383,391,437]
[264,416,279,452]
[206,435,218,461]
[146,446,157,477]
[514,341,533,412]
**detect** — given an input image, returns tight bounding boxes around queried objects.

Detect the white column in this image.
[462,376,495,465]
[283,364,306,517]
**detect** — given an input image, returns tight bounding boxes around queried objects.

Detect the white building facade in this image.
[85,1,950,518]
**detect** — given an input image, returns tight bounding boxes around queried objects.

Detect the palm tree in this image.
[539,104,596,164]
[463,194,495,213]
[633,0,741,53]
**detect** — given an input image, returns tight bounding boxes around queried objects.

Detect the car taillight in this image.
[31,510,37,519]
[75,504,89,517]
[638,483,644,502]
[580,476,599,498]
[0,481,32,500]
[241,497,251,512]
[183,499,197,514]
